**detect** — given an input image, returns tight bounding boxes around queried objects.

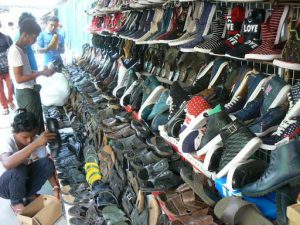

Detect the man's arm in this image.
[0,131,56,169]
[58,34,65,54]
[37,32,48,53]
[13,66,40,84]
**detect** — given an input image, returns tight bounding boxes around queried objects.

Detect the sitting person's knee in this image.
[37,158,55,175]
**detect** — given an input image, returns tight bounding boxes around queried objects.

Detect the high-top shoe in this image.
[248,105,287,137]
[147,89,170,121]
[216,120,262,178]
[166,81,190,120]
[168,1,203,46]
[180,2,216,52]
[178,96,211,153]
[193,6,228,53]
[224,65,252,113]
[242,140,300,197]
[209,5,246,56]
[225,8,266,60]
[196,105,232,156]
[273,17,300,70]
[245,6,289,61]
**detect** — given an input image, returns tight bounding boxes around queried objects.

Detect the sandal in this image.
[10,204,24,215]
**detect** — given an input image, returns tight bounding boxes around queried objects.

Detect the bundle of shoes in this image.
[51,0,300,224]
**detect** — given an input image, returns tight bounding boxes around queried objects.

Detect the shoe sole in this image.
[242,174,300,197]
[245,53,282,61]
[193,47,212,53]
[269,84,291,109]
[169,36,196,46]
[255,125,278,137]
[216,137,262,178]
[224,53,246,61]
[197,134,223,156]
[180,48,196,53]
[273,59,300,71]
[138,86,165,119]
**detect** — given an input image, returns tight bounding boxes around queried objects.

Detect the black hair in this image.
[48,16,59,23]
[18,12,36,27]
[19,18,41,35]
[12,109,38,133]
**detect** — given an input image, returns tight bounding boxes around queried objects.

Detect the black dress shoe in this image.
[242,140,300,197]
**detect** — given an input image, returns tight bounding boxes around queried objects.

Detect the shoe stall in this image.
[51,0,300,224]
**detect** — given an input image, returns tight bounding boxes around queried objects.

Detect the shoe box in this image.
[17,195,62,225]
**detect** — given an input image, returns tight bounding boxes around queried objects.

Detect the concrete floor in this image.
[0,112,67,225]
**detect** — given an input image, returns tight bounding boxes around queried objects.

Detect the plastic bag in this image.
[37,72,70,106]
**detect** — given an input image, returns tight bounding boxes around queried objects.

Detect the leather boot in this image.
[242,140,300,197]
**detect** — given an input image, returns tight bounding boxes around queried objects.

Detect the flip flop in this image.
[214,197,273,225]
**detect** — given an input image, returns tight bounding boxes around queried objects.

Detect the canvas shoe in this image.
[180,2,216,52]
[273,18,300,71]
[134,9,164,43]
[158,4,190,43]
[168,1,203,46]
[139,80,166,121]
[225,65,253,113]
[196,105,232,156]
[225,8,266,60]
[178,96,211,153]
[248,105,287,137]
[193,6,228,53]
[142,8,174,44]
[124,10,151,39]
[147,89,170,121]
[245,6,289,61]
[165,82,190,120]
[129,10,155,40]
[260,75,290,115]
[215,120,262,178]
[209,5,246,56]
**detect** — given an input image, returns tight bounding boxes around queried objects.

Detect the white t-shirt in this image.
[7,44,35,89]
[0,134,47,176]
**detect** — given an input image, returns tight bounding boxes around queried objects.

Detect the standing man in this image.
[8,19,53,134]
[37,16,65,67]
[0,21,14,115]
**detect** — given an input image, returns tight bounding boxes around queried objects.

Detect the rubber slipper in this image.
[214,197,273,225]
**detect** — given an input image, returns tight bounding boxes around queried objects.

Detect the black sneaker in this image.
[167,81,190,120]
[225,8,266,60]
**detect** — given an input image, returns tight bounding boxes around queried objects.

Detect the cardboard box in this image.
[287,203,300,225]
[17,195,62,225]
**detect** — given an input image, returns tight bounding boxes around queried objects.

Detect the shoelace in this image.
[225,96,240,109]
[272,117,297,137]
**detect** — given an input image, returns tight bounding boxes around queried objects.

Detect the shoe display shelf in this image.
[159,129,277,220]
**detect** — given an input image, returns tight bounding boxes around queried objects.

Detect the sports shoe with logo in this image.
[196,105,232,156]
[216,120,262,178]
[209,5,246,56]
[193,6,228,53]
[180,2,216,52]
[245,6,289,61]
[287,81,300,115]
[260,75,290,115]
[225,8,266,60]
[273,18,300,71]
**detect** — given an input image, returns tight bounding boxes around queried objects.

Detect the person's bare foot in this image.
[11,203,25,214]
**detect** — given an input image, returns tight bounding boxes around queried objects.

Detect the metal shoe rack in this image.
[81,0,300,223]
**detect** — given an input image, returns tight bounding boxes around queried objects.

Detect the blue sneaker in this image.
[147,90,170,121]
[151,112,169,133]
[248,106,287,137]
[233,95,263,121]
